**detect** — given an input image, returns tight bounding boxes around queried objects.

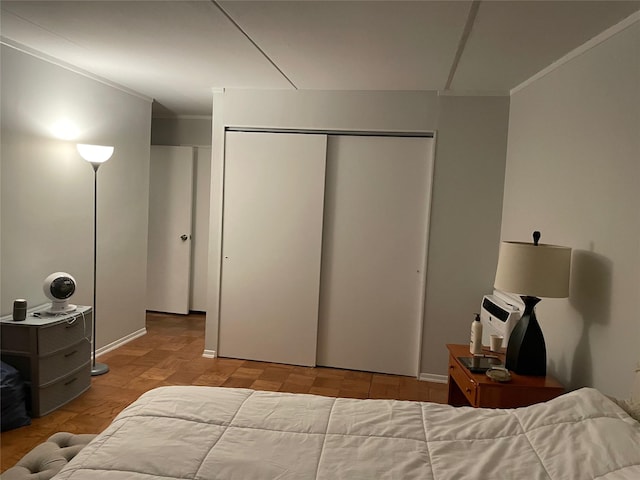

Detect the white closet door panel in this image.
[219,131,327,366]
[317,135,433,376]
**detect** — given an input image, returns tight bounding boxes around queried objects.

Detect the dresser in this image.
[0,305,92,417]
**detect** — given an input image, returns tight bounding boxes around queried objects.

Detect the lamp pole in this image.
[91,162,109,376]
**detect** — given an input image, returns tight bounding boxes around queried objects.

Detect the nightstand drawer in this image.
[449,359,477,405]
[38,316,89,356]
[36,362,91,416]
[40,340,91,385]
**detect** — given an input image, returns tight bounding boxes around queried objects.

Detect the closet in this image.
[218,130,434,376]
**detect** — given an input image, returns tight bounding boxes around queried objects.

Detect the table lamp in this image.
[494,231,571,376]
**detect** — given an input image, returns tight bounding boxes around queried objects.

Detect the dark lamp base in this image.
[91,362,109,376]
[505,296,547,376]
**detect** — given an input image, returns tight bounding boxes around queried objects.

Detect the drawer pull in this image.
[64,377,78,386]
[449,365,454,370]
[466,388,471,393]
[64,350,78,358]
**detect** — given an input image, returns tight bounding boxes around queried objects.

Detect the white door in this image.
[146,146,194,314]
[317,135,434,376]
[219,131,327,366]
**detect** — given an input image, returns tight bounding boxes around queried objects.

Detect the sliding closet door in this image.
[218,131,327,366]
[317,135,433,376]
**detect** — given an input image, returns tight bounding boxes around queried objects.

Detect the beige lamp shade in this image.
[494,241,571,298]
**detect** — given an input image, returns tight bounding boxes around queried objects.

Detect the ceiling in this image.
[2,1,638,116]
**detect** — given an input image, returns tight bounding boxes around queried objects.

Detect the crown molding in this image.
[511,11,640,95]
[438,90,509,97]
[1,37,153,103]
[152,114,212,120]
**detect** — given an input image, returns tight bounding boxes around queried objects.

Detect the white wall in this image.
[501,21,639,397]
[421,95,510,376]
[151,117,212,147]
[0,45,152,349]
[190,147,211,311]
[206,89,510,376]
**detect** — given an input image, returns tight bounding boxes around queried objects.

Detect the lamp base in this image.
[505,296,547,376]
[91,362,109,376]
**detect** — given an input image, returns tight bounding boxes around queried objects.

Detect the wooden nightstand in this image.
[446,344,564,408]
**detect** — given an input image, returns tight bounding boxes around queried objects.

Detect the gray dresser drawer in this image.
[37,362,91,416]
[40,340,91,385]
[38,315,90,356]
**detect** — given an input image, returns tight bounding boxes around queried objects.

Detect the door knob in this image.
[180,234,190,241]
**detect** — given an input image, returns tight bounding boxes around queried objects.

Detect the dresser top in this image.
[0,304,91,327]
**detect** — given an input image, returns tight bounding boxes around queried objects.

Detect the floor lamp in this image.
[77,143,114,376]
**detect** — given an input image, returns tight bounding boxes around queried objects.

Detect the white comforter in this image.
[54,386,640,479]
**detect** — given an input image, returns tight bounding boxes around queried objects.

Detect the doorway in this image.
[146,145,211,314]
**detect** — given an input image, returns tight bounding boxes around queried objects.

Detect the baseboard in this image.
[95,334,445,382]
[95,328,147,358]
[419,373,448,384]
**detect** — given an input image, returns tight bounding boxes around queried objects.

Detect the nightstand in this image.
[1,306,92,417]
[446,344,564,408]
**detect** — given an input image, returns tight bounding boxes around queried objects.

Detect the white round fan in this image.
[43,272,78,313]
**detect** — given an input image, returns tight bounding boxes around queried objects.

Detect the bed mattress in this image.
[53,386,640,479]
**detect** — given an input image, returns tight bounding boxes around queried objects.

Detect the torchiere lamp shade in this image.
[494,236,571,376]
[77,144,114,166]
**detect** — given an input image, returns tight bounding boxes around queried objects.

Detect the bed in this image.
[51,385,640,479]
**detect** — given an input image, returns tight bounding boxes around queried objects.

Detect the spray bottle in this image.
[470,313,483,355]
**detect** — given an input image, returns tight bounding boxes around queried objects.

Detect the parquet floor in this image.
[1,312,448,472]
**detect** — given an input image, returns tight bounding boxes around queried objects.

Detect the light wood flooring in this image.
[1,312,447,472]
